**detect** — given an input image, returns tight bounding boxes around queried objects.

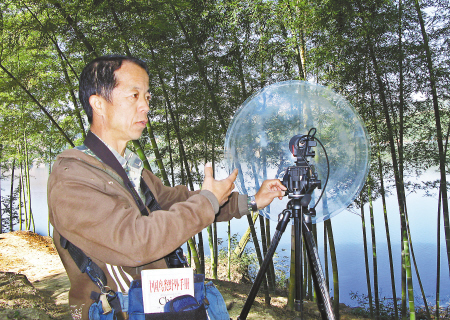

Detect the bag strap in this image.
[84,130,152,216]
[60,235,107,289]
[84,131,163,214]
[141,178,162,213]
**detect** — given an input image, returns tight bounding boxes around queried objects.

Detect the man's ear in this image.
[89,95,105,118]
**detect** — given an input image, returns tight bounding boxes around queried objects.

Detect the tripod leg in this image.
[294,214,303,313]
[238,230,282,320]
[303,220,335,320]
[238,209,292,320]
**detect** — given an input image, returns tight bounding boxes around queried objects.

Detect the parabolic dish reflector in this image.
[224,80,370,223]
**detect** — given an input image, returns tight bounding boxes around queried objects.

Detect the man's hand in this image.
[202,163,238,206]
[254,179,287,210]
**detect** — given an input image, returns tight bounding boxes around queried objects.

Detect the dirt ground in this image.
[0,231,71,319]
[0,231,363,319]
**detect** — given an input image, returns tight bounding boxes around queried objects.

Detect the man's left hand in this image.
[254,179,287,210]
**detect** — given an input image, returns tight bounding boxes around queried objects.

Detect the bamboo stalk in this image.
[207,225,215,279]
[360,195,373,318]
[369,184,380,320]
[325,219,339,319]
[234,212,259,256]
[228,221,231,281]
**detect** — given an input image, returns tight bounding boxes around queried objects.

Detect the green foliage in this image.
[215,233,289,291]
[349,292,401,320]
[1,192,19,233]
[349,291,447,320]
[1,0,446,189]
[216,233,255,283]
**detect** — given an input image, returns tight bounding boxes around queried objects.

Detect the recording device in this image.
[282,130,321,207]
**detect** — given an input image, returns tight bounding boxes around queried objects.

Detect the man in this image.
[48,55,286,319]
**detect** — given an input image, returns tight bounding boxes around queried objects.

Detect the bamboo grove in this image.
[0,0,449,319]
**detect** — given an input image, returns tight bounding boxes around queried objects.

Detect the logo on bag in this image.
[149,278,191,293]
[141,268,194,313]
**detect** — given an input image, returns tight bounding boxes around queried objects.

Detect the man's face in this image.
[102,61,151,146]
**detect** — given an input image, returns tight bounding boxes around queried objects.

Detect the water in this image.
[215,208,450,308]
[1,163,449,308]
[1,163,50,235]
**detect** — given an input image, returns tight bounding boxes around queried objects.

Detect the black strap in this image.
[60,235,108,289]
[84,130,150,216]
[141,178,162,213]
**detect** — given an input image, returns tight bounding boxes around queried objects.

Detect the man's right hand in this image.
[201,163,238,206]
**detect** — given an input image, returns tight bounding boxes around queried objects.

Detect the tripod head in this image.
[282,128,321,207]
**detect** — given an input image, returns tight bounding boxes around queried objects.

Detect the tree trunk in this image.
[353,0,414,313]
[369,184,380,320]
[324,222,329,291]
[130,140,152,172]
[436,189,442,319]
[144,119,171,184]
[0,144,2,233]
[266,217,276,292]
[404,206,430,318]
[413,0,450,277]
[213,222,218,280]
[9,158,15,232]
[403,232,414,320]
[397,0,404,187]
[48,142,52,236]
[435,122,450,319]
[233,39,248,100]
[234,212,259,256]
[360,194,373,318]
[227,221,231,281]
[147,46,202,270]
[165,105,175,187]
[20,163,28,230]
[251,161,273,298]
[19,168,23,231]
[325,219,339,319]
[24,136,34,232]
[285,2,306,80]
[259,215,272,304]
[207,225,215,278]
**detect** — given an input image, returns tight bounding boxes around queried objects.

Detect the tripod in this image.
[238,131,335,320]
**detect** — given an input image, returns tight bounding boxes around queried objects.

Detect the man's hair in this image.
[79,55,149,124]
